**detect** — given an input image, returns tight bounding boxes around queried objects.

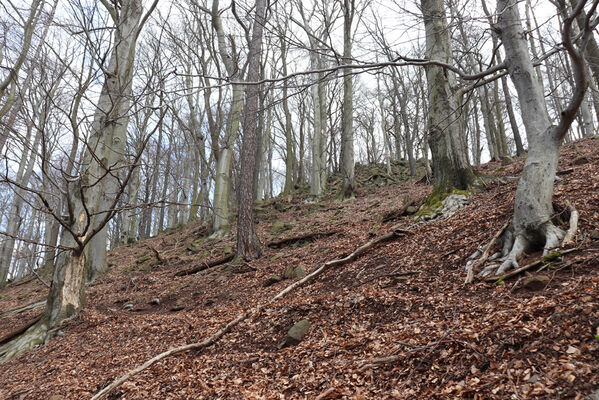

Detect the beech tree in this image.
[420,0,477,193]
[0,0,158,362]
[487,0,597,275]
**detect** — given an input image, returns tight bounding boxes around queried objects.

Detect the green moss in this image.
[270,219,293,234]
[136,254,152,264]
[542,250,562,263]
[186,242,203,253]
[416,188,473,218]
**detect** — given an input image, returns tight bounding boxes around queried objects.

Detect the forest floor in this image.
[1,138,599,399]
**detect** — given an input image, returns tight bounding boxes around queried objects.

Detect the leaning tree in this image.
[486,0,597,275]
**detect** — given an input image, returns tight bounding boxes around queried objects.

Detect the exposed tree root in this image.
[0,318,48,363]
[465,220,511,283]
[91,227,410,400]
[483,248,578,282]
[0,300,45,319]
[0,314,43,347]
[562,201,579,246]
[479,200,580,278]
[173,253,236,277]
[267,230,340,249]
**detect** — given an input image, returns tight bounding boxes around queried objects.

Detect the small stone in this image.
[149,298,160,305]
[405,206,418,215]
[590,230,599,240]
[263,276,282,287]
[282,265,305,280]
[284,319,311,347]
[522,275,550,291]
[566,345,580,355]
[123,303,134,310]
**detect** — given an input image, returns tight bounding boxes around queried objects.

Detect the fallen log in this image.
[267,230,340,248]
[174,253,236,277]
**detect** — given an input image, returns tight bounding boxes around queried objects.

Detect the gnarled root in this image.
[496,234,528,275]
[480,221,565,278]
[0,319,49,364]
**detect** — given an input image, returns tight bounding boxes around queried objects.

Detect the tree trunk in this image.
[339,0,356,200]
[280,33,295,196]
[211,84,243,236]
[84,0,144,281]
[420,0,476,193]
[236,0,266,261]
[494,0,587,274]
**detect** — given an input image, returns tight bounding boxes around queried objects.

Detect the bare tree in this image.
[487,0,597,275]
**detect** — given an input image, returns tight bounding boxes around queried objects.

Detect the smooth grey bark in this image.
[0,0,158,362]
[492,0,591,275]
[297,2,331,197]
[339,0,356,199]
[376,68,392,175]
[0,0,56,155]
[0,107,44,285]
[280,30,295,196]
[84,0,146,282]
[209,0,246,237]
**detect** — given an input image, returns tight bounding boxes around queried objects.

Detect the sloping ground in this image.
[0,138,598,399]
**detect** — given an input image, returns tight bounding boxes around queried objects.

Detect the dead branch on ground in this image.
[267,229,340,248]
[91,227,410,400]
[174,253,236,277]
[483,248,578,282]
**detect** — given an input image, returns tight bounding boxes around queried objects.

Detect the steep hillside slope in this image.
[0,138,598,399]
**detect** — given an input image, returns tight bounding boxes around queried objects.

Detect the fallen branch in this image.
[381,198,420,223]
[174,253,236,277]
[358,355,400,371]
[483,248,578,282]
[561,201,579,246]
[0,300,45,319]
[91,228,410,400]
[465,220,511,284]
[267,230,340,248]
[7,276,36,288]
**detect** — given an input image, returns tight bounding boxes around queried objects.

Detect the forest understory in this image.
[0,137,598,399]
